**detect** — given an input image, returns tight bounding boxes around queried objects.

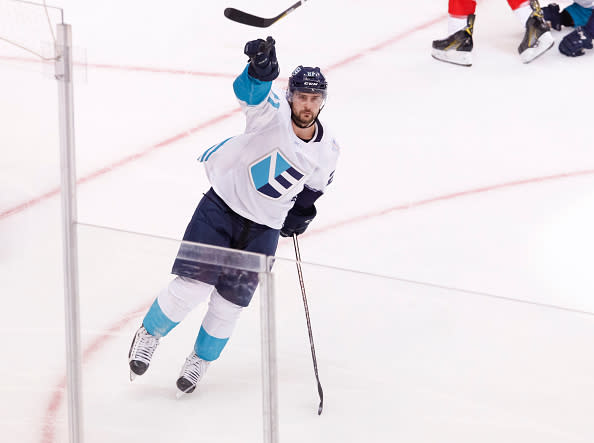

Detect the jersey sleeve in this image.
[292,186,323,210]
[233,64,282,132]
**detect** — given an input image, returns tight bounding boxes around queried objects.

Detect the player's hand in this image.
[244,36,279,81]
[559,27,594,57]
[280,205,316,237]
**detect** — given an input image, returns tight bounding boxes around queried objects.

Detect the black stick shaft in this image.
[293,234,324,415]
[224,0,308,28]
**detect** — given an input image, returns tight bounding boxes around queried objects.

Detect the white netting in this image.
[0,0,62,61]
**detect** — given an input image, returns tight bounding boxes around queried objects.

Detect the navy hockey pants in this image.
[171,188,280,307]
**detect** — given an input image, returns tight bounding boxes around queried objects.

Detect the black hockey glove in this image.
[244,36,279,82]
[559,26,594,57]
[280,205,317,238]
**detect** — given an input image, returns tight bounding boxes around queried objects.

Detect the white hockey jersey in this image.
[199,66,340,229]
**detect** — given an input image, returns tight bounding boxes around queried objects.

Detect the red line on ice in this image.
[0,54,236,78]
[41,306,148,443]
[0,108,241,221]
[307,169,594,236]
[325,14,446,71]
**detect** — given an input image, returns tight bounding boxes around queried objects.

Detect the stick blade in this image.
[317,381,324,415]
[224,8,273,28]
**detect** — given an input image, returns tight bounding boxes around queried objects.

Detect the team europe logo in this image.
[250,150,304,199]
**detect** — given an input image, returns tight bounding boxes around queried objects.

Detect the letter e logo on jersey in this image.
[250,150,304,199]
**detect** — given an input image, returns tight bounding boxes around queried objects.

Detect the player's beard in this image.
[291,108,318,128]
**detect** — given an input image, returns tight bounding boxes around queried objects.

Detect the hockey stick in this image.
[292,233,324,415]
[224,0,309,28]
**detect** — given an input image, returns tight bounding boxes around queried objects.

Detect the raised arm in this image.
[233,36,280,105]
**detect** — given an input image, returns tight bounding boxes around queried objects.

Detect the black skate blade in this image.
[175,377,196,399]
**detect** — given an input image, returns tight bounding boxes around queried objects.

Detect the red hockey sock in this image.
[449,0,531,15]
[508,0,530,11]
[448,0,476,17]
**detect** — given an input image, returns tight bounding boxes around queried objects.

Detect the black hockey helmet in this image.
[286,66,328,102]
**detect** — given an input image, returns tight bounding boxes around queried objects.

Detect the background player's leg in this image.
[510,0,533,25]
[432,1,476,67]
[447,0,477,33]
[517,0,554,63]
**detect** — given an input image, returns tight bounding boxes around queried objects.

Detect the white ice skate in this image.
[518,0,555,63]
[432,14,475,67]
[175,351,210,399]
[128,326,160,381]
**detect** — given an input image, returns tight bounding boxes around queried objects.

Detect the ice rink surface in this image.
[2,0,594,442]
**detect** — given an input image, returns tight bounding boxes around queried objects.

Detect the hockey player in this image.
[541,1,594,56]
[127,36,340,397]
[432,0,554,66]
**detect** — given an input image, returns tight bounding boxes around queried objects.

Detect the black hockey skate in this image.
[175,351,210,399]
[128,325,160,381]
[432,14,475,67]
[518,0,554,63]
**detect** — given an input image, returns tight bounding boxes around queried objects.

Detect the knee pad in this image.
[194,291,243,361]
[202,290,243,338]
[157,276,213,322]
